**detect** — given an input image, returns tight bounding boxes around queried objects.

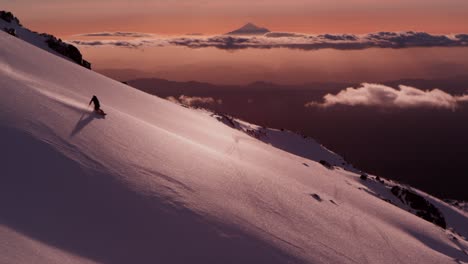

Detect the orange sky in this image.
[3,0,468,37]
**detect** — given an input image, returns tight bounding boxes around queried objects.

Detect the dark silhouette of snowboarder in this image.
[89,95,106,115]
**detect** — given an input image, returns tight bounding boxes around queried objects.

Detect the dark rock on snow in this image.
[319,160,333,169]
[0,11,21,25]
[4,27,16,37]
[391,186,446,229]
[45,36,92,69]
[1,10,91,69]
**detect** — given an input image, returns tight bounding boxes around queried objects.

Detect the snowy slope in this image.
[1,30,468,264]
[209,113,358,172]
[0,11,90,68]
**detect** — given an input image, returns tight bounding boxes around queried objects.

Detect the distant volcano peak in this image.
[226,23,270,35]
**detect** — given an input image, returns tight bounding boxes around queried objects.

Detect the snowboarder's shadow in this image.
[70,111,105,137]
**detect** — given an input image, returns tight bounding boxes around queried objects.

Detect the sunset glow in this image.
[4,0,468,37]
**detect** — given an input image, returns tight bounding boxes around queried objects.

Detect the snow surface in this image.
[1,30,468,264]
[209,114,359,172]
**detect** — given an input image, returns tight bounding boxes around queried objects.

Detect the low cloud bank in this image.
[167,95,222,106]
[70,39,165,48]
[72,31,468,50]
[169,31,468,50]
[305,83,468,110]
[76,32,154,38]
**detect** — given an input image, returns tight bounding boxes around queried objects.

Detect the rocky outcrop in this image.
[211,113,238,129]
[0,11,21,25]
[4,27,16,37]
[44,35,91,69]
[1,10,91,69]
[319,160,333,169]
[391,186,446,229]
[1,11,19,37]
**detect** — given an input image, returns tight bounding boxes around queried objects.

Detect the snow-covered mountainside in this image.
[1,29,468,264]
[0,10,90,69]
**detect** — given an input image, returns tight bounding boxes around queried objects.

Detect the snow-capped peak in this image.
[226,22,271,35]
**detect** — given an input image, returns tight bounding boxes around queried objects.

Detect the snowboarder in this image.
[89,95,106,115]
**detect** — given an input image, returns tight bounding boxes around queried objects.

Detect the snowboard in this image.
[94,109,107,116]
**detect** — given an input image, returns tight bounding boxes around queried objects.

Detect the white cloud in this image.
[76,32,154,38]
[166,95,222,106]
[70,31,468,50]
[305,83,468,110]
[166,96,180,104]
[70,39,167,48]
[457,94,468,102]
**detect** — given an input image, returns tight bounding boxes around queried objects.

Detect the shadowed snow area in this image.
[1,30,468,263]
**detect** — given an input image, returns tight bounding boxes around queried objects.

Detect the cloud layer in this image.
[71,31,468,51]
[71,39,165,48]
[76,32,154,38]
[305,83,468,110]
[167,95,222,106]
